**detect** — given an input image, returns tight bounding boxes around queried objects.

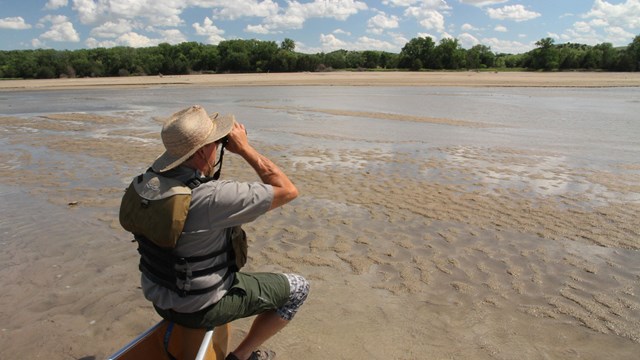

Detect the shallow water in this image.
[4,86,639,164]
[1,86,639,359]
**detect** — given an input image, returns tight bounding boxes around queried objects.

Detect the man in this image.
[121,105,309,360]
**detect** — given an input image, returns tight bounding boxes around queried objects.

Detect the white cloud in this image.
[494,25,507,32]
[85,37,117,48]
[334,28,351,36]
[293,40,319,54]
[246,0,367,34]
[382,0,420,6]
[389,32,409,47]
[573,21,592,33]
[404,0,450,33]
[458,32,480,48]
[38,15,80,42]
[605,26,634,39]
[461,23,478,31]
[482,37,533,54]
[562,20,634,46]
[459,0,508,7]
[416,0,450,8]
[31,38,46,48]
[355,36,398,51]
[117,32,155,47]
[0,17,32,30]
[317,32,403,52]
[193,17,225,44]
[583,0,640,29]
[367,12,399,35]
[85,27,186,48]
[408,10,444,32]
[417,32,438,41]
[589,18,609,27]
[440,32,454,40]
[72,0,100,24]
[554,1,639,46]
[320,33,348,51]
[90,19,133,38]
[71,0,185,27]
[45,0,69,10]
[157,29,187,44]
[292,0,367,21]
[210,0,279,20]
[245,24,271,34]
[487,4,541,22]
[561,26,601,45]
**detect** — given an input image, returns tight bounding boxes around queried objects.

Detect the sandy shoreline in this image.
[2,71,640,91]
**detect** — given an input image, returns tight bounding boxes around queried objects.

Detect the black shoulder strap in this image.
[184,175,217,190]
[142,166,216,190]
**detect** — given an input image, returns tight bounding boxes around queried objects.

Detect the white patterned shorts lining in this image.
[276,273,309,321]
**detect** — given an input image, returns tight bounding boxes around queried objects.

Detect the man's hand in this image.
[225,121,250,155]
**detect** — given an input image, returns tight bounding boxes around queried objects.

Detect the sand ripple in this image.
[1,112,639,359]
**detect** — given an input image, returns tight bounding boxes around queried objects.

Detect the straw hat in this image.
[152,105,235,172]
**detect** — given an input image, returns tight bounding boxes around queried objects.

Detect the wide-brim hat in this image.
[152,105,235,172]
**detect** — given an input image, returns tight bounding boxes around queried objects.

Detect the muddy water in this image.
[1,86,639,359]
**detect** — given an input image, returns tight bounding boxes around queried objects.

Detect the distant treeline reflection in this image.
[1,36,639,79]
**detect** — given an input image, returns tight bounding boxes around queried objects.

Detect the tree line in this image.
[1,35,639,79]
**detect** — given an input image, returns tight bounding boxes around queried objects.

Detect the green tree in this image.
[581,47,600,69]
[410,58,423,71]
[378,52,399,69]
[532,37,559,70]
[281,38,295,52]
[15,51,38,78]
[558,46,582,69]
[250,40,278,72]
[201,45,220,72]
[345,51,364,69]
[399,37,436,70]
[478,45,495,68]
[435,38,465,69]
[269,49,293,72]
[324,50,347,69]
[177,41,205,72]
[295,53,321,71]
[69,49,93,77]
[362,51,380,68]
[218,40,252,72]
[594,43,617,70]
[625,35,640,71]
[500,53,525,68]
[466,46,481,69]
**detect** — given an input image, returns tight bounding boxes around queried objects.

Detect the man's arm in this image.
[225,122,298,210]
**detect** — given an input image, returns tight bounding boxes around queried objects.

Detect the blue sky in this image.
[1,1,639,54]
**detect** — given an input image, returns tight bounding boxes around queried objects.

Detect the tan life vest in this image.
[119,171,192,248]
[119,171,249,297]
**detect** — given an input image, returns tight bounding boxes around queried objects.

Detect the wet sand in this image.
[0,74,639,359]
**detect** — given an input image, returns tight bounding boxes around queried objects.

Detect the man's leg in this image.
[227,273,309,360]
[229,310,288,360]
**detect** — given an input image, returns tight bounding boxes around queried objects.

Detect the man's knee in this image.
[277,273,309,320]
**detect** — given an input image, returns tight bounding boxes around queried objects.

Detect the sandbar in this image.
[2,71,640,91]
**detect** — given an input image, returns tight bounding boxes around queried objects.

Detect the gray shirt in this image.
[141,166,273,313]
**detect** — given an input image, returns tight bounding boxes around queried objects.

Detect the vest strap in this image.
[136,235,234,297]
